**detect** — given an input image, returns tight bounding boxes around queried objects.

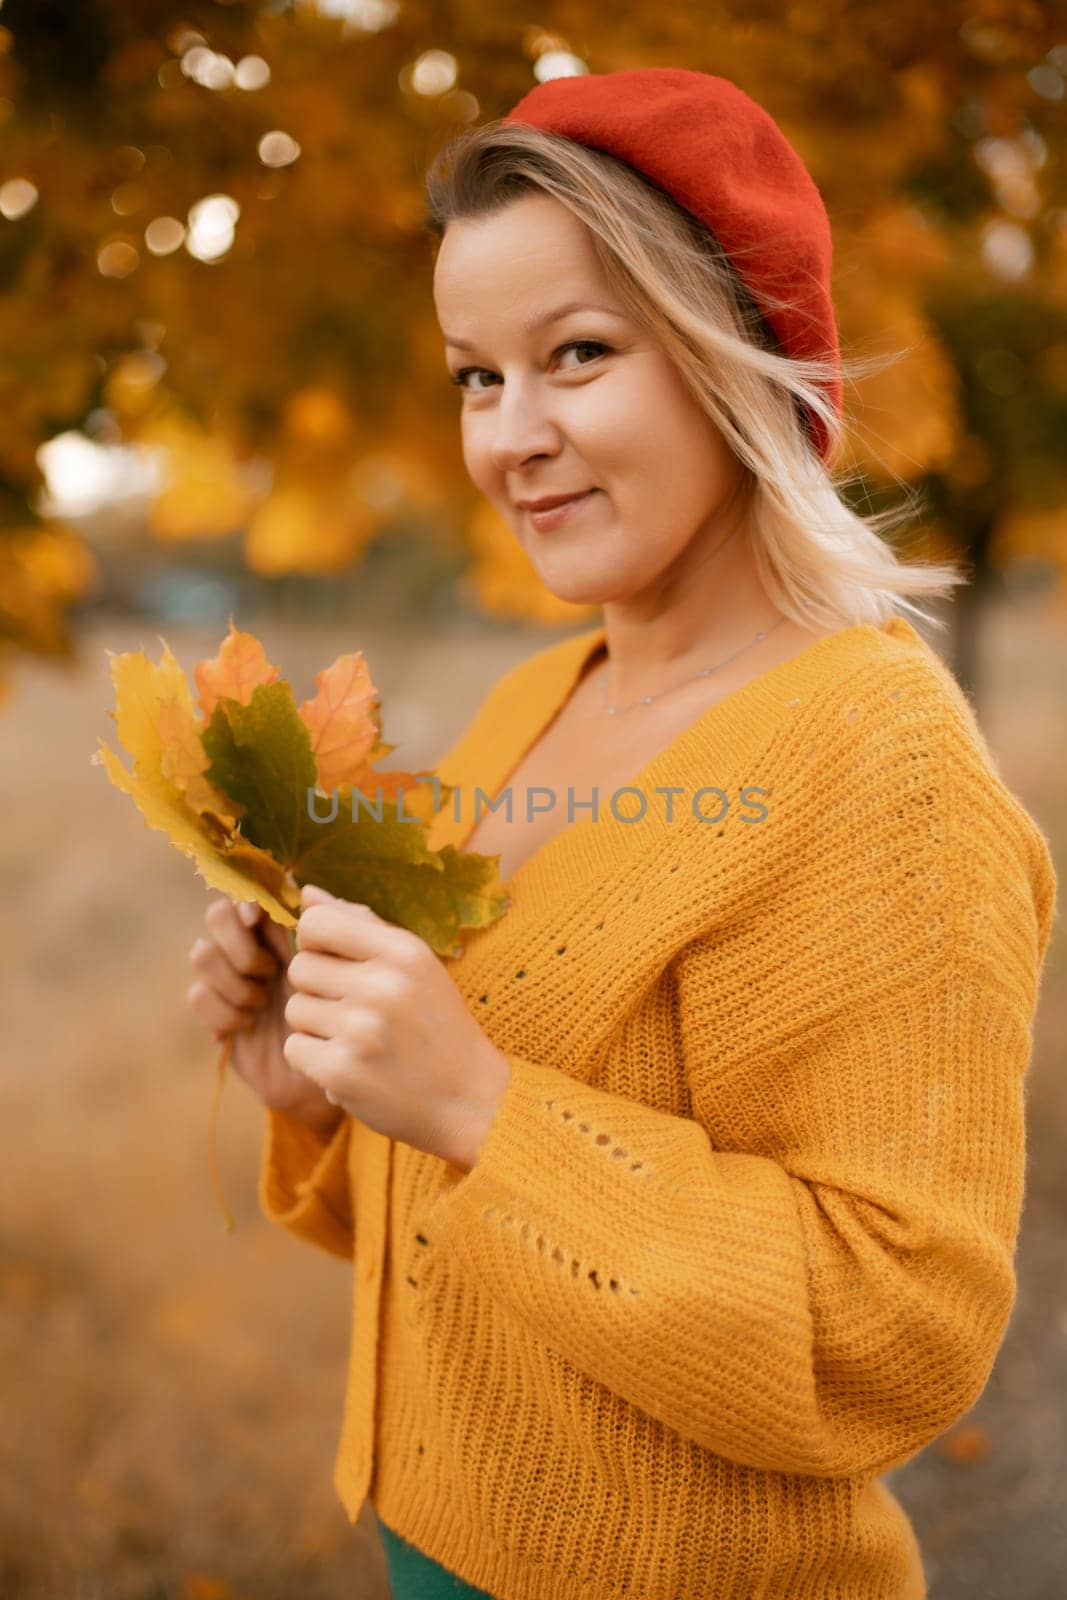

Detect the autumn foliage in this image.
[92,617,508,953]
[1,1,1065,697]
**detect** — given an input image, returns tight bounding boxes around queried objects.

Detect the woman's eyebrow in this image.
[443,299,623,351]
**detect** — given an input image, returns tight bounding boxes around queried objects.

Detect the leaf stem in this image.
[210,1033,237,1233]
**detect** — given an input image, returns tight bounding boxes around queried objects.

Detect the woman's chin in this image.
[534,545,646,602]
[528,562,613,609]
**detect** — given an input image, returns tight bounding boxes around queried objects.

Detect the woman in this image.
[186,70,1057,1599]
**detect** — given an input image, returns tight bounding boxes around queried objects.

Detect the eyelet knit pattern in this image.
[259,615,1057,1600]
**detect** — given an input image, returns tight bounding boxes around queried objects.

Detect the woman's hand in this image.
[186,896,343,1132]
[283,884,513,1169]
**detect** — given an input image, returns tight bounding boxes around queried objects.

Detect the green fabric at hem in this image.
[378,1515,497,1599]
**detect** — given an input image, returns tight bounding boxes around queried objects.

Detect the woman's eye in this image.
[557,339,608,369]
[449,366,494,394]
[450,340,609,393]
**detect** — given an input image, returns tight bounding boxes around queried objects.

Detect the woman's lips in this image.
[525,489,598,531]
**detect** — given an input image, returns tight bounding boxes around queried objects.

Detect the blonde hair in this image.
[423,118,966,633]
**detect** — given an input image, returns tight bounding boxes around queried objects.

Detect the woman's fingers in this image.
[187,979,259,1036]
[189,937,273,1011]
[185,900,302,1062]
[283,989,339,1037]
[205,897,280,980]
[286,947,351,999]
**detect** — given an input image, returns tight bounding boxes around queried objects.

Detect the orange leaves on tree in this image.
[142,411,262,545]
[243,477,379,576]
[0,523,101,702]
[4,0,1067,689]
[240,385,377,576]
[281,384,356,452]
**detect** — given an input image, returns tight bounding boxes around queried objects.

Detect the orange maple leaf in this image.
[297,650,380,793]
[193,614,281,720]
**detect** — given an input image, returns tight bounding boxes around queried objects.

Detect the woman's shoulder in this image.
[802,612,998,769]
[792,613,1057,968]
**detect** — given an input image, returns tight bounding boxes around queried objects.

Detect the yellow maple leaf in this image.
[92,642,297,926]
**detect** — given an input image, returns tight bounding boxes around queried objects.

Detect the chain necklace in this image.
[598,613,787,716]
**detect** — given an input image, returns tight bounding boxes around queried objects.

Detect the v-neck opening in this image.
[448,625,607,883]
[447,614,922,911]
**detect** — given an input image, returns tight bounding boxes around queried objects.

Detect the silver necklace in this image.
[599,614,787,715]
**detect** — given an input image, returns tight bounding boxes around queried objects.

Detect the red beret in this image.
[502,67,842,467]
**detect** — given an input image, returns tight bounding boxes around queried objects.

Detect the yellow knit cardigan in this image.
[259,615,1057,1600]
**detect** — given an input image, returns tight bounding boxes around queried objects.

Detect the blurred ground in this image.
[0,596,1063,1599]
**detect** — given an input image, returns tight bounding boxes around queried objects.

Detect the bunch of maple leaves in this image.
[93,617,509,1228]
[93,616,508,949]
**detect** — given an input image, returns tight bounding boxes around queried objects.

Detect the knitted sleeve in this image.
[258,1106,354,1261]
[425,684,1057,1479]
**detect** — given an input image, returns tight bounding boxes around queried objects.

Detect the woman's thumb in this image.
[299,883,336,908]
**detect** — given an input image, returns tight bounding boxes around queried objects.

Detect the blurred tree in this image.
[0,0,1064,700]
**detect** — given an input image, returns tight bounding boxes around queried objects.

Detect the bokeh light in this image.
[441,89,480,122]
[1027,64,1065,100]
[37,431,165,518]
[980,218,1034,281]
[144,216,186,256]
[234,55,271,91]
[185,195,240,262]
[181,47,237,90]
[533,51,588,81]
[97,240,140,278]
[310,0,400,28]
[258,130,301,167]
[111,183,146,217]
[0,178,39,220]
[410,50,458,96]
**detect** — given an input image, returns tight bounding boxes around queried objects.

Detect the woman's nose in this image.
[487,388,561,474]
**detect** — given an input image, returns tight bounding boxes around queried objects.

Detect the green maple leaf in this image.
[201,680,507,953]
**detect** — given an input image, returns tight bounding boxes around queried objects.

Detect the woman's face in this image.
[433,192,749,607]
